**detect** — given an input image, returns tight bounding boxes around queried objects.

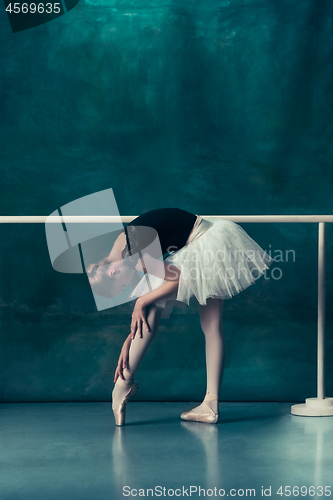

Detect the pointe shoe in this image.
[113,382,139,426]
[180,402,219,424]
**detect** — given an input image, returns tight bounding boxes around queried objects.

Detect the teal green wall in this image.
[0,0,332,402]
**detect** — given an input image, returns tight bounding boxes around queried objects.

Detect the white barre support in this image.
[0,214,332,416]
[291,222,333,416]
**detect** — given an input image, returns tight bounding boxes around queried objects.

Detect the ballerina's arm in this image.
[130,254,180,338]
[134,252,180,305]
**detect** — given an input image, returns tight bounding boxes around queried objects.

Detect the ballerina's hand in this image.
[131,299,150,340]
[114,334,132,383]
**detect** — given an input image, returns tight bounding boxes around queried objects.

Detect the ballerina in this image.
[86,208,273,426]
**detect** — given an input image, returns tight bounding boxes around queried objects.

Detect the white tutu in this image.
[130,217,274,319]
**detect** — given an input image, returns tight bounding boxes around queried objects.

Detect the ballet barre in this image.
[1,214,332,416]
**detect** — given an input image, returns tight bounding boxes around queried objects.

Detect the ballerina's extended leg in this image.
[181,298,225,423]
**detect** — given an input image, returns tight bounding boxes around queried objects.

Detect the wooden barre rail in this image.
[0,215,333,223]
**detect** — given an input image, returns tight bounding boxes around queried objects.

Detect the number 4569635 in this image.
[6,3,61,14]
[277,485,331,496]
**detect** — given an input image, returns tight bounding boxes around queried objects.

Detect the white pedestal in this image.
[291,397,333,416]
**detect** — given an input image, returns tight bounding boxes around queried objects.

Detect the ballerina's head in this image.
[86,256,136,298]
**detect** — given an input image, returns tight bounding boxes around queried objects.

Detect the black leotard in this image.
[126,208,197,256]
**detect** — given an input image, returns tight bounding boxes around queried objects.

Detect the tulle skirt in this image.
[130,216,274,318]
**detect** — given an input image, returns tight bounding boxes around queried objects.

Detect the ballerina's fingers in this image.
[131,304,150,339]
[114,359,124,383]
[114,337,131,382]
[131,319,139,339]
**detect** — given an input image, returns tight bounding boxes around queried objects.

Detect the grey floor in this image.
[1,402,332,500]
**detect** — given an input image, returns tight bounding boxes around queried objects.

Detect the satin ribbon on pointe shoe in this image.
[180,402,219,424]
[113,382,139,426]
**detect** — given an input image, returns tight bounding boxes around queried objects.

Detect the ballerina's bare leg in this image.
[112,304,162,410]
[192,298,225,415]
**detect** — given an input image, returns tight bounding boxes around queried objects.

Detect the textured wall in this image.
[0,0,332,402]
